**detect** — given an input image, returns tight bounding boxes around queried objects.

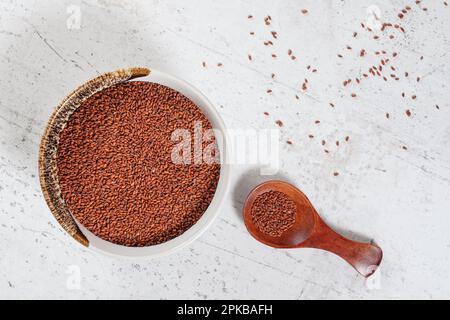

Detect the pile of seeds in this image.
[57,81,220,247]
[251,191,297,237]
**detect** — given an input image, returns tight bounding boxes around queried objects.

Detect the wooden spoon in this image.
[243,180,382,277]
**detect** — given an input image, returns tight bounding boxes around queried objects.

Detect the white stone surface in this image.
[1,0,449,299]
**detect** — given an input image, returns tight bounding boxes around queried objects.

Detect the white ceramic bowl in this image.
[53,69,231,257]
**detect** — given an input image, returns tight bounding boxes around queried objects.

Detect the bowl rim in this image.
[39,68,231,258]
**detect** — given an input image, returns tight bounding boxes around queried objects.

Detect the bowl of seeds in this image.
[39,67,231,257]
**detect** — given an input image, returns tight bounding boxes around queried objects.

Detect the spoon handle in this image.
[298,219,382,277]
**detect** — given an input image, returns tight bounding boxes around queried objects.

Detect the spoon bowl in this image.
[243,180,382,277]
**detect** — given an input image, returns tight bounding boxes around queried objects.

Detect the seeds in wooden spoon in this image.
[251,191,296,237]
